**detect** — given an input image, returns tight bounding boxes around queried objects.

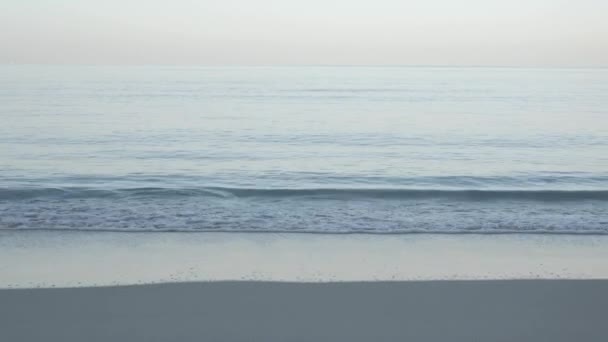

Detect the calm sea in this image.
[1,66,607,233]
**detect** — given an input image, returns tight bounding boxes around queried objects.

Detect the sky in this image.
[1,0,607,66]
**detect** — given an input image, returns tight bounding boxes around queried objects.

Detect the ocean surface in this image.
[1,66,607,234]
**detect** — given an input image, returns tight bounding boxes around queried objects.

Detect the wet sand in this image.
[2,280,607,342]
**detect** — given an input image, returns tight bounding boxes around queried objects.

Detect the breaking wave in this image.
[1,187,607,201]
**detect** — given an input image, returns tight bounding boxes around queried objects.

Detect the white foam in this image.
[1,231,608,288]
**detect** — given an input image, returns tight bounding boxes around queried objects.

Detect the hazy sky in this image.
[1,0,607,66]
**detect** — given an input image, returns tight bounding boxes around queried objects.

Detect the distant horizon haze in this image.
[1,0,607,67]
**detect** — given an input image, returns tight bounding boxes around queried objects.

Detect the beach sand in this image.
[3,231,608,287]
[2,232,608,341]
[2,280,607,342]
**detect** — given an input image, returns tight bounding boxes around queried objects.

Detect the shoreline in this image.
[2,231,608,288]
[4,227,608,235]
[2,280,608,341]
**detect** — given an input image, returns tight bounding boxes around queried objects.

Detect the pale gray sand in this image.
[1,280,607,342]
[4,232,608,287]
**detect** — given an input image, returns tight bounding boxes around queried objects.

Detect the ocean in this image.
[1,66,607,234]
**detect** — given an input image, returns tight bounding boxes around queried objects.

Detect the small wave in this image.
[1,187,607,201]
[1,227,608,235]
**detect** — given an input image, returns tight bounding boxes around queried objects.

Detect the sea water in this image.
[1,66,607,234]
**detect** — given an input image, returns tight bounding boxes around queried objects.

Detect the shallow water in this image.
[1,66,607,233]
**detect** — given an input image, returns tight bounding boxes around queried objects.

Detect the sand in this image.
[3,231,608,287]
[2,280,607,342]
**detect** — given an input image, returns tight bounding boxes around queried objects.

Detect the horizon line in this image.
[2,63,608,69]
